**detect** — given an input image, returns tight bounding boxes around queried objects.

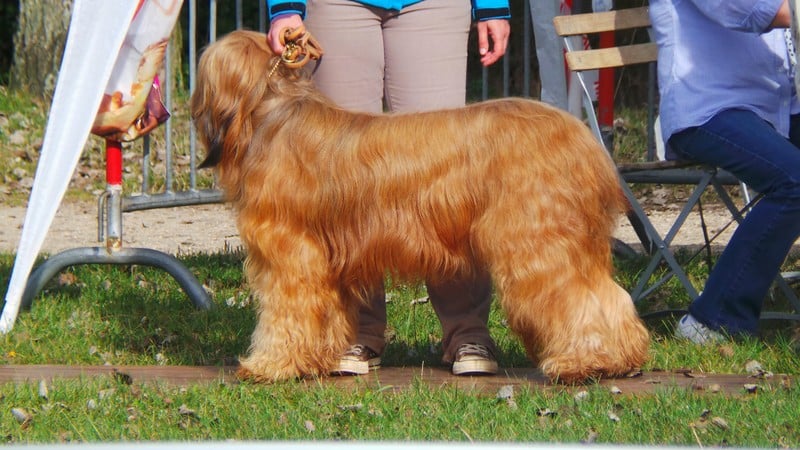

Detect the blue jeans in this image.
[669,109,800,335]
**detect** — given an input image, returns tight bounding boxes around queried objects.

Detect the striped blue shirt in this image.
[267,0,510,22]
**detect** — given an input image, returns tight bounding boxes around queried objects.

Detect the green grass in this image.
[2,251,800,445]
[2,376,799,444]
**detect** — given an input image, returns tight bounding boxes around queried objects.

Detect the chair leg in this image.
[621,180,701,302]
[626,209,655,255]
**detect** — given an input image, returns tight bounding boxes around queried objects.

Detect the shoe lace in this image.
[344,344,369,357]
[457,343,492,359]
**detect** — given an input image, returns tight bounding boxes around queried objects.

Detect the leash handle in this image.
[279,25,323,69]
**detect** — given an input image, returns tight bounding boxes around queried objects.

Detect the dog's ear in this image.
[191,88,226,170]
[198,135,224,169]
[191,30,275,196]
[195,110,232,169]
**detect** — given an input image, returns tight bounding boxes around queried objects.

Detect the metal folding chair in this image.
[553,7,800,319]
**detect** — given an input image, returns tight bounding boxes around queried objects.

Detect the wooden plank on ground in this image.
[0,365,790,396]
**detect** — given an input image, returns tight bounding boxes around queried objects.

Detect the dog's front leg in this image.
[237,230,356,382]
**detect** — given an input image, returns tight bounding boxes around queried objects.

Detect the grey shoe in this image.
[452,343,498,375]
[675,314,725,345]
[333,344,381,375]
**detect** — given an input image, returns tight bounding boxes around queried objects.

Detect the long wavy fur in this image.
[191,30,649,383]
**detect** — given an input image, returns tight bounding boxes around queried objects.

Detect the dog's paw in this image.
[540,355,645,384]
[236,360,331,383]
[236,366,273,383]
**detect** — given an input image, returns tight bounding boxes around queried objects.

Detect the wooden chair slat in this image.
[564,43,657,71]
[553,6,651,36]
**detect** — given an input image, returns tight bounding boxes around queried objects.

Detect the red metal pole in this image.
[598,31,615,129]
[105,138,123,186]
[104,138,123,250]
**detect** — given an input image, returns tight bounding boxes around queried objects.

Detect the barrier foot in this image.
[20,247,213,311]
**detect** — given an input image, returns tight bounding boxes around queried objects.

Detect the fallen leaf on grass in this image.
[337,403,363,412]
[745,360,773,379]
[744,360,762,374]
[410,296,429,305]
[743,384,758,394]
[98,388,116,400]
[58,272,77,287]
[38,379,48,399]
[11,407,32,425]
[718,345,735,358]
[711,417,729,430]
[178,404,198,417]
[113,369,133,385]
[691,413,730,431]
[536,408,556,417]
[582,428,599,443]
[497,385,513,400]
[496,385,517,409]
[40,402,69,413]
[573,390,589,401]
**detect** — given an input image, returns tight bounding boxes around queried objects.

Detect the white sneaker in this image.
[451,343,498,376]
[332,344,381,375]
[675,314,725,345]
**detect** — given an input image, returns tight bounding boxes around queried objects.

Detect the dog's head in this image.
[190,29,322,196]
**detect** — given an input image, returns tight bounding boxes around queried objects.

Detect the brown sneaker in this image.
[451,343,498,376]
[333,344,381,375]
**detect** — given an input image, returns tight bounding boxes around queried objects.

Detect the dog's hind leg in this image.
[486,235,649,383]
[534,277,649,383]
[237,227,357,382]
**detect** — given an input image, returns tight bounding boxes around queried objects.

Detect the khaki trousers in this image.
[304,0,497,362]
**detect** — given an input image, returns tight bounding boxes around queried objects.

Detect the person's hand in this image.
[267,14,305,55]
[477,19,510,67]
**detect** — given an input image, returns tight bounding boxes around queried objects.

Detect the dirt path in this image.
[0,199,738,256]
[0,201,242,256]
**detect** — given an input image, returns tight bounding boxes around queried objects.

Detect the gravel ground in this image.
[0,199,738,256]
[0,201,242,256]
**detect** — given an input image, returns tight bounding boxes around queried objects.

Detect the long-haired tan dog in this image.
[191,29,649,383]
